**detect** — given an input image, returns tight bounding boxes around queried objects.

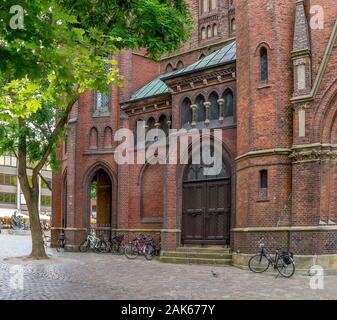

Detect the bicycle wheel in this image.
[144,244,155,261]
[56,240,65,253]
[118,244,125,255]
[79,239,89,252]
[94,240,103,253]
[111,242,124,255]
[248,254,270,273]
[124,243,138,259]
[99,240,111,253]
[276,258,296,278]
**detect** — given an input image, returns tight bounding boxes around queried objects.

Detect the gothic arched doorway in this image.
[88,168,113,239]
[182,157,231,245]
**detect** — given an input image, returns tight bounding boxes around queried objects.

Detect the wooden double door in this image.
[182,178,231,245]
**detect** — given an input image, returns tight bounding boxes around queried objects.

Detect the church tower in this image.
[233,0,296,254]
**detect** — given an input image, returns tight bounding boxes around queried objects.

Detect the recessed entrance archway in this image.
[84,163,116,240]
[182,155,231,246]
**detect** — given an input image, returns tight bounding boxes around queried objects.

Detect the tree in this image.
[0,0,192,259]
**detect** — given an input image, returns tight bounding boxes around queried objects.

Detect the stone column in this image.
[204,101,211,124]
[217,98,224,122]
[191,104,197,127]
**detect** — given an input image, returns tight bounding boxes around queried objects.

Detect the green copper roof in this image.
[129,72,172,102]
[162,40,236,80]
[128,40,236,102]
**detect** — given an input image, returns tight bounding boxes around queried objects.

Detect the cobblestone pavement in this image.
[0,234,336,300]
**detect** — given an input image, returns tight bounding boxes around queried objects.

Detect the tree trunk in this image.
[22,188,48,260]
[18,117,48,260]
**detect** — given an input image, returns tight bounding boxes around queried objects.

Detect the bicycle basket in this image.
[281,251,294,265]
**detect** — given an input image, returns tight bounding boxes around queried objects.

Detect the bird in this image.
[211,270,219,278]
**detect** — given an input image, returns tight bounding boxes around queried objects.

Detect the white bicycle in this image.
[79,233,104,253]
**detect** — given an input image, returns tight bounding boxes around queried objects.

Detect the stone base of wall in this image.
[232,227,337,255]
[51,227,180,251]
[232,252,337,275]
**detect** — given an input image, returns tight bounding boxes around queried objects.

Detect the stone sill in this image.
[257,199,270,203]
[257,83,271,90]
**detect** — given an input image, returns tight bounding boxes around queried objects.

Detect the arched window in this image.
[89,127,98,149]
[260,47,269,82]
[209,92,219,120]
[94,90,110,116]
[146,117,156,146]
[259,169,268,200]
[176,61,184,70]
[146,117,155,133]
[201,27,207,40]
[181,97,192,126]
[195,95,206,122]
[213,24,218,37]
[165,63,173,72]
[134,119,145,146]
[223,89,234,118]
[185,147,229,181]
[202,0,209,13]
[231,18,236,33]
[207,25,212,38]
[210,0,217,11]
[159,115,169,137]
[103,127,113,149]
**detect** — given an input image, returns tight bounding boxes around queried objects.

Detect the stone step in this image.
[160,256,232,266]
[161,251,232,260]
[176,247,231,254]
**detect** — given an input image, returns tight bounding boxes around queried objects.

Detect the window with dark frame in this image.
[259,170,268,200]
[223,89,234,118]
[181,98,192,126]
[260,47,269,83]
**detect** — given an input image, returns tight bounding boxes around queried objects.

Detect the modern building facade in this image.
[0,155,52,222]
[52,0,337,269]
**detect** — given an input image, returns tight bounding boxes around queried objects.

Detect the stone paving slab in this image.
[0,234,336,300]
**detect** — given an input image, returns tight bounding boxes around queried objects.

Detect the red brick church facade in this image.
[52,0,337,267]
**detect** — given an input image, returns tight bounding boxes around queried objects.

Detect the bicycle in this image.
[110,234,125,255]
[56,231,65,253]
[124,234,155,260]
[248,240,296,278]
[79,233,105,253]
[98,234,125,254]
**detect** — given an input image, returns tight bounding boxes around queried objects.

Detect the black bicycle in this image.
[248,241,296,278]
[124,234,155,260]
[99,234,125,254]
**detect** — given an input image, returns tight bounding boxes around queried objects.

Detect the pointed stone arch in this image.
[83,161,117,232]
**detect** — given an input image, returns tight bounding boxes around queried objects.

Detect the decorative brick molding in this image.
[290,144,337,163]
[236,148,292,162]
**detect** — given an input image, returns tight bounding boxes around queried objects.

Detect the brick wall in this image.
[51,1,337,256]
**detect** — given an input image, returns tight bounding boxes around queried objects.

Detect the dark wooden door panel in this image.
[182,178,231,244]
[183,183,206,241]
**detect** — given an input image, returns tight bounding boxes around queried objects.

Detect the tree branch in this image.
[32,96,78,180]
[38,173,52,192]
[26,166,52,192]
